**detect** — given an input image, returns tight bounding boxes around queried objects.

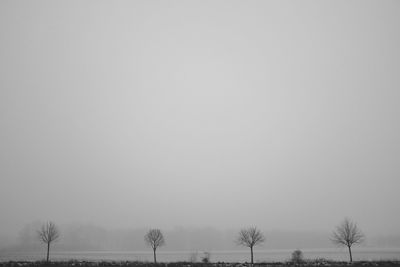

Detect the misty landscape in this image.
[1,0,400,266]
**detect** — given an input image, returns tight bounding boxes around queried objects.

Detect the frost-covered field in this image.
[1,249,400,263]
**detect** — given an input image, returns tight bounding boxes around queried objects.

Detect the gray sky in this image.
[1,0,400,240]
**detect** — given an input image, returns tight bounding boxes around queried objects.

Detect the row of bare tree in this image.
[37,224,165,264]
[235,218,364,265]
[37,218,364,264]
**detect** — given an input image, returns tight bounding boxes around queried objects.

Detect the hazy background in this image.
[1,0,400,251]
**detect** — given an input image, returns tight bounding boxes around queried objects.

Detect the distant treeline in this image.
[11,224,335,251]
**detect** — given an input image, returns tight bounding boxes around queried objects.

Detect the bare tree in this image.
[144,229,165,263]
[331,218,364,263]
[37,222,60,262]
[236,227,265,266]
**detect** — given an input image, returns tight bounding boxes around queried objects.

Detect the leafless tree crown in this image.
[38,221,60,244]
[237,226,265,248]
[144,228,165,250]
[331,218,364,247]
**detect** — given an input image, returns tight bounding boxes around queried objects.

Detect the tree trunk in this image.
[250,246,254,267]
[46,242,50,262]
[153,248,157,263]
[348,245,353,263]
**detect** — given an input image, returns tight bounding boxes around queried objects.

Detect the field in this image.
[1,261,400,267]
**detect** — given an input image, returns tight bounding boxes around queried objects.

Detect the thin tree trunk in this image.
[250,246,253,267]
[348,245,352,263]
[153,248,157,263]
[46,242,50,262]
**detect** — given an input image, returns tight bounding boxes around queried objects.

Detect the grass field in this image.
[1,261,400,267]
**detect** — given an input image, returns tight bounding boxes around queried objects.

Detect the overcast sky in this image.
[1,1,400,240]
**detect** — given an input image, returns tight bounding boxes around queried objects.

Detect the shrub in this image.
[201,252,211,263]
[291,250,304,264]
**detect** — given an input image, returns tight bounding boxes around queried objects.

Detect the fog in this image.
[1,0,400,250]
[6,223,400,252]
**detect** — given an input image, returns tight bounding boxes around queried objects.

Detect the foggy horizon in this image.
[4,222,400,252]
[1,0,400,258]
